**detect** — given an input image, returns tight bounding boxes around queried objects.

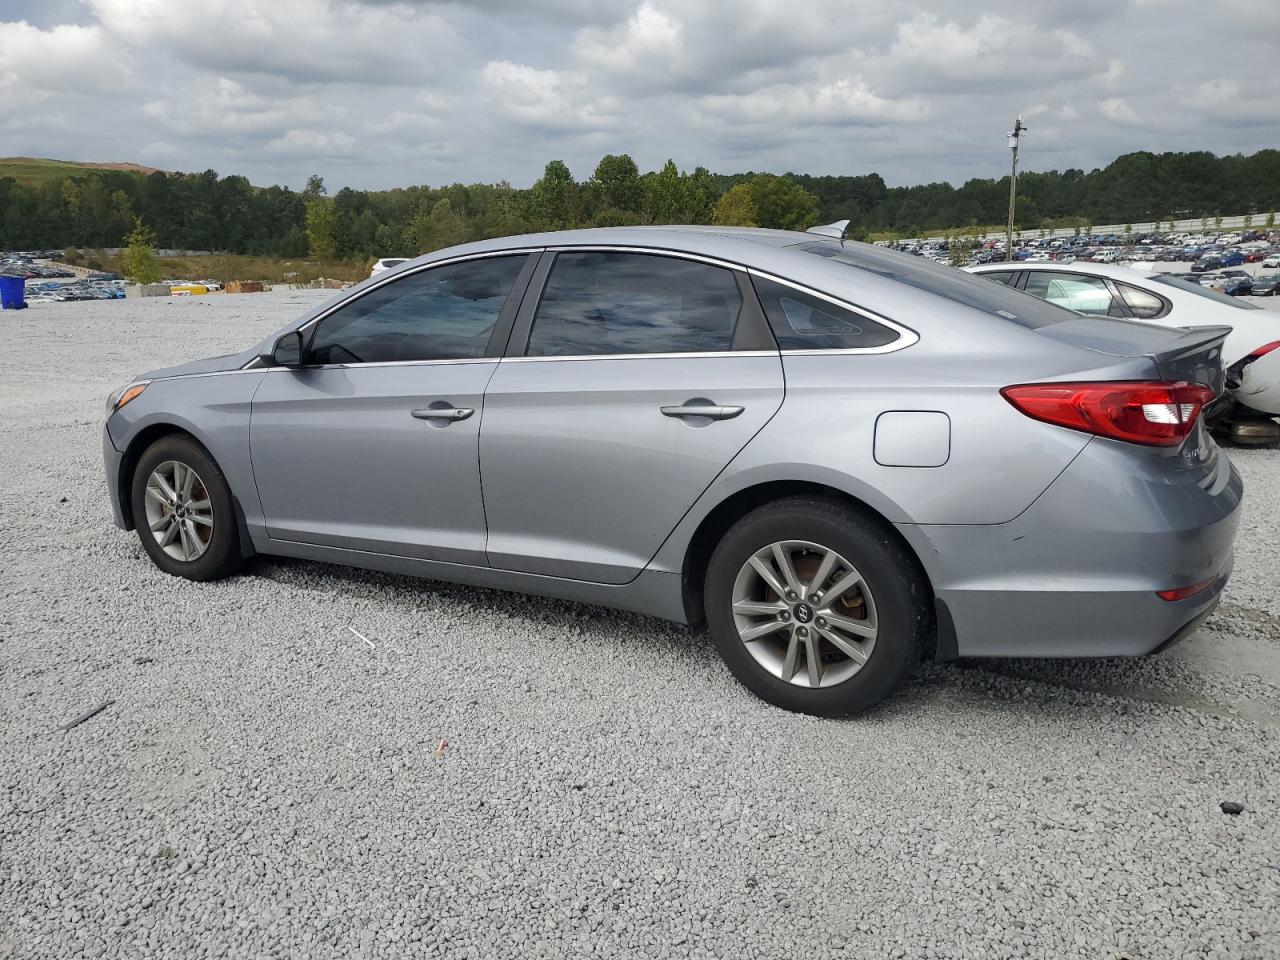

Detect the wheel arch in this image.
[679,479,948,659]
[118,423,255,558]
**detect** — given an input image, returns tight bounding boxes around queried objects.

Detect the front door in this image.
[480,250,784,584]
[250,253,534,563]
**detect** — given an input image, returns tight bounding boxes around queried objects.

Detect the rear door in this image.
[479,249,784,584]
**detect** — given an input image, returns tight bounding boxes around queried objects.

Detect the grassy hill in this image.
[0,157,166,185]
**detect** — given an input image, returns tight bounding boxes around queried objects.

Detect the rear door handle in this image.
[411,406,474,422]
[660,402,745,421]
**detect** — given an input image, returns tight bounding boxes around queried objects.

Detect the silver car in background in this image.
[103,227,1241,714]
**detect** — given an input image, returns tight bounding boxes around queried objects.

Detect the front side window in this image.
[1022,271,1122,317]
[308,255,528,364]
[751,276,898,350]
[527,252,742,357]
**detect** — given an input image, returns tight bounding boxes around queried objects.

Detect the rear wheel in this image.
[704,497,930,715]
[130,435,244,581]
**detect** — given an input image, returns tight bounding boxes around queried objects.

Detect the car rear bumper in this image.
[900,439,1243,658]
[103,424,128,530]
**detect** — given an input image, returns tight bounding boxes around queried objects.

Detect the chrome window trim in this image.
[235,242,920,370]
[262,357,499,373]
[502,350,777,363]
[239,247,546,370]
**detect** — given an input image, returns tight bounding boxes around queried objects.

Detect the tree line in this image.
[1,149,1276,260]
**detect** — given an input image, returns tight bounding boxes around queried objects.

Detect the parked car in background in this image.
[1261,253,1280,268]
[968,261,1280,444]
[1250,274,1280,296]
[101,227,1242,715]
[1192,257,1222,273]
[370,258,408,277]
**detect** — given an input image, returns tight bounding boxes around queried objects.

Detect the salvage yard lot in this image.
[1,291,1278,959]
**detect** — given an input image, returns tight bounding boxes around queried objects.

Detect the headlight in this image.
[106,381,149,418]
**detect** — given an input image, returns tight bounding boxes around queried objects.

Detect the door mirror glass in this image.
[265,330,304,367]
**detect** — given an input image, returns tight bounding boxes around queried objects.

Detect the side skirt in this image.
[250,537,691,624]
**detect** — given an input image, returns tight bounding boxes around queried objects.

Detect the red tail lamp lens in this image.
[1001,381,1215,446]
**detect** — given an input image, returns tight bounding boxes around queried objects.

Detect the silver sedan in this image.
[103,227,1241,714]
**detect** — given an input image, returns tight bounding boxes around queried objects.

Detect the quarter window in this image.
[980,271,1016,285]
[751,276,898,350]
[1117,283,1168,319]
[526,252,743,357]
[308,255,528,364]
[1022,272,1123,317]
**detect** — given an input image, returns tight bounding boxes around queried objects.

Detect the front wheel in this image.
[130,435,244,581]
[704,498,931,716]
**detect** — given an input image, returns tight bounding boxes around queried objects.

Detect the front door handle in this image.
[411,406,474,422]
[660,401,745,421]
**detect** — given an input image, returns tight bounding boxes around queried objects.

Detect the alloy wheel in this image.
[730,540,878,688]
[142,460,214,562]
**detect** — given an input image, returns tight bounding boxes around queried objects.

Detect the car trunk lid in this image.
[1035,316,1229,396]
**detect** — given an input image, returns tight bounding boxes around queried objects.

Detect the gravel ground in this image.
[1,292,1278,960]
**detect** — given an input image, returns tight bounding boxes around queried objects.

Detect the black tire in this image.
[130,434,244,581]
[704,497,931,716]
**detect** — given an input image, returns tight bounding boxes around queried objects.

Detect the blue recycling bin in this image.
[0,275,26,310]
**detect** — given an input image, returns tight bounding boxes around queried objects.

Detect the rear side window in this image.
[309,255,527,364]
[527,252,742,357]
[799,240,1071,329]
[1117,283,1168,319]
[751,276,898,350]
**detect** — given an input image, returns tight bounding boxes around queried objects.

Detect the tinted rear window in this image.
[798,240,1071,329]
[527,251,742,357]
[1148,274,1262,310]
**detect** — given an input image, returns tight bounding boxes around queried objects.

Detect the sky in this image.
[1,0,1277,192]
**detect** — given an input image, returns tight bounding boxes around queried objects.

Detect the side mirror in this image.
[262,330,304,368]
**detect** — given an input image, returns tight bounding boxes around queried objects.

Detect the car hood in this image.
[138,351,253,381]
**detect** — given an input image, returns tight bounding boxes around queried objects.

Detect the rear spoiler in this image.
[1146,325,1231,398]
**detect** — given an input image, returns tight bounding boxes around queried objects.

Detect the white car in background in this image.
[370,258,408,277]
[967,261,1280,444]
[1262,253,1280,269]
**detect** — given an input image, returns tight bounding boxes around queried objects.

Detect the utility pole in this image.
[1005,115,1027,262]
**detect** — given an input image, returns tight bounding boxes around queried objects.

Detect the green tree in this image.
[746,174,820,231]
[121,217,161,284]
[1267,211,1276,230]
[412,198,469,253]
[710,182,758,226]
[528,160,577,229]
[644,160,687,223]
[590,154,642,214]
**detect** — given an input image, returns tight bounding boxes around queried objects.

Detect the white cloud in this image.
[1098,97,1141,124]
[265,128,358,157]
[85,0,460,84]
[481,60,622,133]
[0,20,131,102]
[698,78,930,128]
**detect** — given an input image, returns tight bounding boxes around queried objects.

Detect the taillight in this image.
[1246,340,1280,360]
[1001,381,1216,446]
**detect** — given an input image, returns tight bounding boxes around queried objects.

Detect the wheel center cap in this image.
[793,602,814,624]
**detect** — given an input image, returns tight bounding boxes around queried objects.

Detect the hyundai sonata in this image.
[104,226,1241,714]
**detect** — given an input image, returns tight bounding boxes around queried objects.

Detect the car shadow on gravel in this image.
[247,556,1280,726]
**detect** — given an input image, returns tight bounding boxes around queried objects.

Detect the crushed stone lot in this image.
[1,290,1278,960]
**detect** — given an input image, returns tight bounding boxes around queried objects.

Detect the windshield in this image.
[1148,274,1262,310]
[798,241,1072,329]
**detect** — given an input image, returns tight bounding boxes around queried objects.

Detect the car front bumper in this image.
[103,424,128,530]
[901,439,1243,659]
